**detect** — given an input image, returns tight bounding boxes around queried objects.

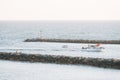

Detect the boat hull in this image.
[81,48,103,52]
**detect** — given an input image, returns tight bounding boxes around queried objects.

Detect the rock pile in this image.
[24,38,120,44]
[0,52,120,69]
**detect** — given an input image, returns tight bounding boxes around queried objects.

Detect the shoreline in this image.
[0,52,120,69]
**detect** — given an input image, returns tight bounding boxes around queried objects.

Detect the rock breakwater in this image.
[24,38,120,44]
[0,52,120,69]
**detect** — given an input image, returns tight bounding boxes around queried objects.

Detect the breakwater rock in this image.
[24,38,120,44]
[0,52,120,69]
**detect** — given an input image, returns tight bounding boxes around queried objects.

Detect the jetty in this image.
[0,52,120,69]
[24,38,120,44]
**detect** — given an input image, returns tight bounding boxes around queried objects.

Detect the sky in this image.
[0,0,120,20]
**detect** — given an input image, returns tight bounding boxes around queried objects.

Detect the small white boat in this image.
[81,44,104,52]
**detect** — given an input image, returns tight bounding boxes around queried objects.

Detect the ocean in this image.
[0,21,120,45]
[0,21,120,57]
[0,21,120,80]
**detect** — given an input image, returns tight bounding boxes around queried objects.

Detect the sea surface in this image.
[0,21,120,80]
[0,21,120,58]
[0,21,120,44]
[0,60,120,80]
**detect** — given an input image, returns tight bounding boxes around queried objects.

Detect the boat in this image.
[81,44,104,52]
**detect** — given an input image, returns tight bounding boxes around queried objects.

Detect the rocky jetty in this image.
[0,52,120,69]
[24,38,120,44]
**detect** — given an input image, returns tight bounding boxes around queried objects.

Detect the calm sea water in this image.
[0,21,120,46]
[0,60,120,80]
[0,21,120,80]
[0,21,120,58]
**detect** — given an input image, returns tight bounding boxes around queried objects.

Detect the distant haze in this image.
[0,0,120,20]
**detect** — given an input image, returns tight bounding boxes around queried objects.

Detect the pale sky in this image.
[0,0,120,20]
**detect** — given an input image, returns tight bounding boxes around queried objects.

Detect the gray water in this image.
[0,21,120,47]
[0,21,120,80]
[0,60,120,80]
[0,21,120,58]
